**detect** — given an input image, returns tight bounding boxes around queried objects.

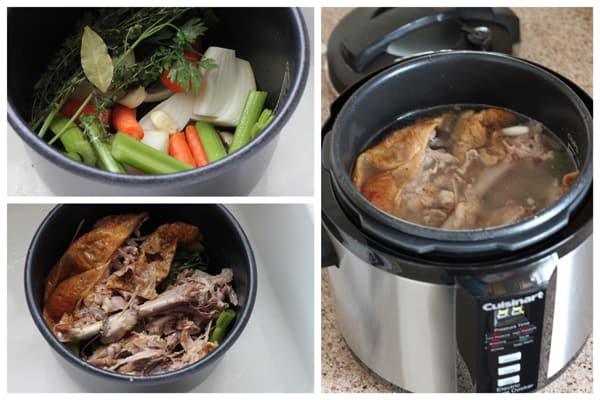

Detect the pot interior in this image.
[8,7,303,141]
[326,51,592,254]
[333,51,591,177]
[26,204,255,379]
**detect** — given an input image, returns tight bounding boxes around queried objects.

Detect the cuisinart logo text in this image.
[482,291,544,311]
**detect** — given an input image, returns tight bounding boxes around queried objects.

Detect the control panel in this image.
[456,286,548,392]
[481,290,546,392]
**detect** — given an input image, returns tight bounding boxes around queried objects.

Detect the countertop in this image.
[7,8,314,197]
[321,7,592,393]
[8,204,314,392]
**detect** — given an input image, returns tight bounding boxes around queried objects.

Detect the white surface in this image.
[7,204,314,392]
[7,8,314,197]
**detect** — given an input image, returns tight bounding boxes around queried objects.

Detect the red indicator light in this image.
[491,337,501,342]
[491,344,502,349]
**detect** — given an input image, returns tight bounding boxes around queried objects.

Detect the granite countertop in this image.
[321,7,592,393]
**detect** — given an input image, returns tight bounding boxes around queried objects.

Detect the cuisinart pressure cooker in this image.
[322,7,593,393]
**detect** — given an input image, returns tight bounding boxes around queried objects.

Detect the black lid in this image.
[327,7,520,93]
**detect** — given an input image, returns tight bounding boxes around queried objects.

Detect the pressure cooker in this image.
[321,9,592,393]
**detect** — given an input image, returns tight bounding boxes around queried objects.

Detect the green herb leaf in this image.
[158,246,209,291]
[179,17,207,44]
[81,26,114,92]
[66,341,80,357]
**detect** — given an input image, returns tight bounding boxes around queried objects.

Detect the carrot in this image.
[169,132,195,167]
[60,98,111,127]
[112,104,144,140]
[184,125,209,167]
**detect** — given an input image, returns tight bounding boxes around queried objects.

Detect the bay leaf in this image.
[80,26,113,93]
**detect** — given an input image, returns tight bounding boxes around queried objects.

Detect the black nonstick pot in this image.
[25,204,257,390]
[322,51,592,259]
[8,8,309,196]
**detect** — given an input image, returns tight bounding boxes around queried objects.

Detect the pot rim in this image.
[24,204,257,384]
[8,7,310,187]
[327,50,592,251]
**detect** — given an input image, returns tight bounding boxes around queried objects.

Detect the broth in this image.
[352,104,578,230]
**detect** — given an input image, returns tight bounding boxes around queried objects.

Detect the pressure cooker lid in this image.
[327,7,520,93]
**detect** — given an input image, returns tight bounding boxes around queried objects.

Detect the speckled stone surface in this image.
[321,7,592,393]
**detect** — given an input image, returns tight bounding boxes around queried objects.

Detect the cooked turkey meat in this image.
[353,106,579,229]
[43,213,237,376]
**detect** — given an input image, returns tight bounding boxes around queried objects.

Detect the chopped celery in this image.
[49,115,96,166]
[228,91,268,154]
[111,132,194,174]
[209,309,236,343]
[195,121,227,162]
[80,115,126,173]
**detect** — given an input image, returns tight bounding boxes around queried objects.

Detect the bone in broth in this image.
[352,105,579,230]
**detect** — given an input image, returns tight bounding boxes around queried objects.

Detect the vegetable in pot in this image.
[80,114,126,173]
[168,132,196,167]
[111,132,194,174]
[185,125,209,167]
[30,8,275,176]
[141,130,170,153]
[229,90,268,154]
[192,48,257,126]
[112,104,144,140]
[49,115,96,166]
[195,121,227,162]
[139,93,195,133]
[209,309,237,343]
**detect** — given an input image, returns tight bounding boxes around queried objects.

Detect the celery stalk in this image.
[250,109,274,139]
[195,121,227,162]
[209,309,236,343]
[228,91,268,154]
[95,142,127,173]
[64,151,82,162]
[111,132,194,174]
[49,115,96,166]
[80,115,126,174]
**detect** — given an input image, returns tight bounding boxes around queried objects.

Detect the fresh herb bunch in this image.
[158,247,210,291]
[31,8,216,139]
[112,17,217,97]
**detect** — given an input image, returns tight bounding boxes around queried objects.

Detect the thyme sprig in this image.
[32,8,214,140]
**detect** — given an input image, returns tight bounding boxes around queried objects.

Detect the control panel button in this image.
[499,352,522,364]
[498,363,521,376]
[498,374,520,387]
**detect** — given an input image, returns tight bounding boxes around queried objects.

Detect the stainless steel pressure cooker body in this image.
[321,52,593,393]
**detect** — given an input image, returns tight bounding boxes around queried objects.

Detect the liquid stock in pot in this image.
[352,105,578,230]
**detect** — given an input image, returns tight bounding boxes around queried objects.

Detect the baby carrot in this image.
[112,104,144,140]
[169,132,195,167]
[184,125,209,167]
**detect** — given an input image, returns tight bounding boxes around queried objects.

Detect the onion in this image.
[193,47,237,118]
[117,86,146,109]
[502,125,530,136]
[192,55,256,126]
[141,130,170,153]
[150,110,177,133]
[139,93,195,133]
